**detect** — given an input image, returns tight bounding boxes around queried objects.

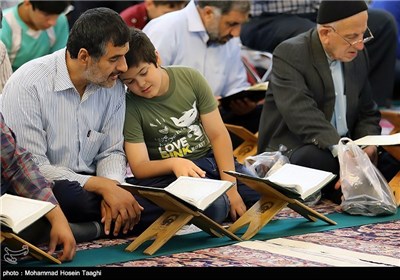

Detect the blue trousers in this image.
[52,180,164,235]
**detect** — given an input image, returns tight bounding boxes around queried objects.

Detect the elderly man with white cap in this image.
[257,0,399,204]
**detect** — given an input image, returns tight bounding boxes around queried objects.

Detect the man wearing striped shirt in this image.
[1,7,163,240]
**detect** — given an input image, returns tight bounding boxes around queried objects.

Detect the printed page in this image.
[0,194,54,233]
[354,133,400,146]
[266,164,335,199]
[166,177,232,210]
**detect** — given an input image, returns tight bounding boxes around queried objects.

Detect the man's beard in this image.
[84,67,117,88]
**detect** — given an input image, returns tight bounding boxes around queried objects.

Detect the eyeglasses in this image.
[323,25,374,47]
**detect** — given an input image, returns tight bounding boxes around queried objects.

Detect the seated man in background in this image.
[1,1,70,72]
[1,112,76,262]
[120,0,188,29]
[1,7,163,240]
[240,0,397,108]
[257,0,399,205]
[143,0,262,148]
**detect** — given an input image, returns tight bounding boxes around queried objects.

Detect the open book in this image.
[119,176,234,211]
[224,163,336,200]
[219,82,268,109]
[354,132,400,146]
[0,194,55,234]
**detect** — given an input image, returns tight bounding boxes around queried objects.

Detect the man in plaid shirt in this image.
[1,112,76,262]
[241,0,397,108]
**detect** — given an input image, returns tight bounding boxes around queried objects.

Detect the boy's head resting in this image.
[125,28,157,68]
[120,28,167,99]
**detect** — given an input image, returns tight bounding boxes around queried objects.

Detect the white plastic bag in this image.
[244,145,289,178]
[338,137,397,216]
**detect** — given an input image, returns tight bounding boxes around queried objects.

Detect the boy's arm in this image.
[125,142,205,179]
[201,109,247,221]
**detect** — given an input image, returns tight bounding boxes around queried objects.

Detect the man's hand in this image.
[363,145,378,166]
[229,98,258,116]
[84,177,143,236]
[45,206,76,262]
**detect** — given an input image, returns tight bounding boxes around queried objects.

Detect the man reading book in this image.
[120,28,260,223]
[256,0,400,204]
[0,112,76,262]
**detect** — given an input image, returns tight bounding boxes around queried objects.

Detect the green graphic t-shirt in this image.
[124,66,217,161]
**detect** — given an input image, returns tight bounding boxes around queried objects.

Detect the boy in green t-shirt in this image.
[120,28,260,224]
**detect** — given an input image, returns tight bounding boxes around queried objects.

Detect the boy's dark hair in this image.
[153,0,188,8]
[67,7,130,60]
[30,1,71,15]
[125,28,157,68]
[196,0,250,15]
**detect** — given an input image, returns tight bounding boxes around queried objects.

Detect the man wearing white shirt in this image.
[143,0,261,147]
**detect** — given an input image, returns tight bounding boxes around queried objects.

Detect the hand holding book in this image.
[219,82,268,110]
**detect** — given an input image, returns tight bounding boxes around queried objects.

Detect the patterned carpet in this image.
[69,199,398,267]
[2,198,399,270]
[102,221,399,267]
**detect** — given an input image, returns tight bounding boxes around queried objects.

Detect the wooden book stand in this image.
[1,231,61,264]
[225,124,258,164]
[225,173,337,240]
[122,189,241,255]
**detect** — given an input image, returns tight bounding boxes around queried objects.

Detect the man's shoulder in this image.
[274,29,312,54]
[8,50,61,82]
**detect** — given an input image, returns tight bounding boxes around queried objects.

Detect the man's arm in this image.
[94,85,127,183]
[1,81,92,186]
